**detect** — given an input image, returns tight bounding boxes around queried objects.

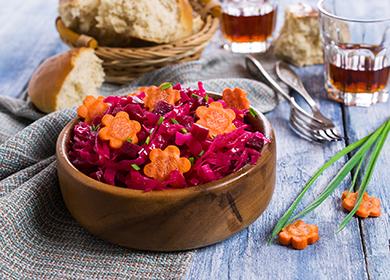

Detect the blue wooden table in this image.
[0,0,388,279]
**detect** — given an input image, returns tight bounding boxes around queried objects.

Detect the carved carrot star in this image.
[341,191,381,218]
[195,102,236,137]
[278,220,319,250]
[98,111,141,149]
[222,87,250,110]
[144,145,191,181]
[140,85,181,111]
[77,96,109,123]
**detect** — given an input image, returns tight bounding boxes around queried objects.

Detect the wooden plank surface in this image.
[344,103,390,280]
[185,66,369,280]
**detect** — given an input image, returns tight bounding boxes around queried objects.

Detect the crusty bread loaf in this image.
[59,0,99,35]
[28,48,105,113]
[59,0,204,46]
[273,3,323,67]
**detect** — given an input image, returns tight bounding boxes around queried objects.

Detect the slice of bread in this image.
[28,48,105,113]
[59,0,204,46]
[59,0,99,34]
[273,3,323,67]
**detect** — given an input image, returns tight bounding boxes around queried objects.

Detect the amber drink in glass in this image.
[221,0,277,53]
[318,0,390,106]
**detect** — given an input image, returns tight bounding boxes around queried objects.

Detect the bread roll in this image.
[273,3,323,66]
[28,48,105,113]
[59,0,204,46]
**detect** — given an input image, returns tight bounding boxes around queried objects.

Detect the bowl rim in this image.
[56,97,274,199]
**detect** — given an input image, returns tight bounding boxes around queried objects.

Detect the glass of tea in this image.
[220,0,278,53]
[318,0,390,106]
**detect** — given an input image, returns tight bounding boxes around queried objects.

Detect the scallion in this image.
[269,119,389,242]
[171,118,179,125]
[249,108,257,118]
[131,164,141,171]
[160,82,172,90]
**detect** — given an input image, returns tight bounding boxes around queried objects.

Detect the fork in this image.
[245,55,343,142]
[275,61,343,140]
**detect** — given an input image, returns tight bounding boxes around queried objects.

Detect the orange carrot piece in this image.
[140,85,181,111]
[278,220,319,250]
[222,87,250,110]
[77,96,109,123]
[341,191,381,218]
[144,145,191,181]
[98,111,141,149]
[195,102,236,137]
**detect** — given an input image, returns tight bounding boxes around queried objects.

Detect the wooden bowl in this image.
[56,103,276,251]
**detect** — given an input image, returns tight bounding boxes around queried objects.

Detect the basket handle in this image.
[55,17,98,49]
[199,0,221,17]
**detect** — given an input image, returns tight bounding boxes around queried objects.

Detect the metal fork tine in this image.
[316,129,336,142]
[291,112,331,142]
[328,128,344,140]
[292,110,328,135]
[291,110,339,142]
[289,117,322,143]
[323,129,342,141]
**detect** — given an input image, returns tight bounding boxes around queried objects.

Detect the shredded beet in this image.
[68,83,269,191]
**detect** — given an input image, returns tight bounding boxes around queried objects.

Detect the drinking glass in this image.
[220,0,278,53]
[318,0,390,106]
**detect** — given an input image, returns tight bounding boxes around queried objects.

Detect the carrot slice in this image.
[98,111,141,149]
[140,85,181,111]
[341,191,381,218]
[144,145,191,181]
[278,220,319,250]
[77,96,109,123]
[222,87,250,110]
[195,102,236,137]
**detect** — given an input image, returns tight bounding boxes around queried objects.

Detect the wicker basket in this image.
[56,3,219,84]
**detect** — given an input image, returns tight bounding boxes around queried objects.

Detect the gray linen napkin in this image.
[0,56,277,279]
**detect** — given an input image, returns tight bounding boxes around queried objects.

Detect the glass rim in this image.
[317,0,390,23]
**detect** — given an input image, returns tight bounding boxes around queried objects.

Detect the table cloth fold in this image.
[0,56,277,279]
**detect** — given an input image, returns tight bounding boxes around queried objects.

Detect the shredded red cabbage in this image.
[68,82,269,191]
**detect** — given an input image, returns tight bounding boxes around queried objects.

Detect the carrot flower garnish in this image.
[98,111,141,149]
[278,220,319,250]
[140,85,181,111]
[196,102,236,137]
[77,96,109,123]
[144,145,191,181]
[341,191,381,218]
[222,87,250,110]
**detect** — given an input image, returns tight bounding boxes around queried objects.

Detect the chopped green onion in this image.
[149,128,155,134]
[181,128,188,133]
[131,164,141,171]
[158,116,164,125]
[249,107,257,118]
[91,124,100,131]
[160,82,172,90]
[192,93,201,98]
[127,138,132,143]
[198,150,205,157]
[171,118,179,125]
[145,136,150,145]
[189,157,195,165]
[205,94,209,103]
